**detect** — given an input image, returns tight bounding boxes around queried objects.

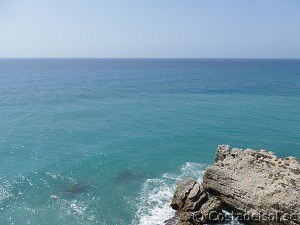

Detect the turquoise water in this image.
[0,59,299,225]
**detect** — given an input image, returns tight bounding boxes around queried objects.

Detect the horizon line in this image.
[0,57,300,60]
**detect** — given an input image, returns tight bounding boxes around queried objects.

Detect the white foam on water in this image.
[0,173,102,225]
[0,185,13,205]
[53,194,101,225]
[132,162,206,225]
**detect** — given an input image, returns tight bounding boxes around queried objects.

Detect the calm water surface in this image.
[0,59,299,224]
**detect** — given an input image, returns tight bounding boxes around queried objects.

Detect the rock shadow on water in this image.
[61,182,92,198]
[114,169,152,184]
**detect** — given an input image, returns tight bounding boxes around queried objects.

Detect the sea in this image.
[0,59,299,225]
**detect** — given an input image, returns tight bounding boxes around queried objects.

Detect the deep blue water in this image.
[0,59,299,225]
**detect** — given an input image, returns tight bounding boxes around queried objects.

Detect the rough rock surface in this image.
[199,196,223,223]
[169,178,218,224]
[171,179,197,210]
[183,183,208,212]
[169,179,215,225]
[203,145,300,225]
[169,145,299,225]
[215,144,230,162]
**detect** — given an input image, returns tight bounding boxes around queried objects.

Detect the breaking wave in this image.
[132,162,206,225]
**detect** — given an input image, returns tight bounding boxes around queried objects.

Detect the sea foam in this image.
[132,162,206,225]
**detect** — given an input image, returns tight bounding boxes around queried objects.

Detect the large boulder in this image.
[170,179,210,224]
[171,179,197,210]
[182,183,208,211]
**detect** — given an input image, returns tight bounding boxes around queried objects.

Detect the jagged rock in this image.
[174,196,222,225]
[171,180,209,212]
[198,196,223,224]
[203,146,300,225]
[215,144,230,162]
[171,179,197,210]
[182,187,208,211]
[188,183,201,200]
[177,212,194,225]
[170,180,211,224]
[169,145,299,225]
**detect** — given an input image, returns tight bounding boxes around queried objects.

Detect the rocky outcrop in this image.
[171,179,197,210]
[203,145,300,225]
[215,144,230,162]
[169,145,300,225]
[183,183,208,212]
[169,179,221,225]
[198,196,223,223]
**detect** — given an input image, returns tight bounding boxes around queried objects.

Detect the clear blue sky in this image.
[0,0,300,58]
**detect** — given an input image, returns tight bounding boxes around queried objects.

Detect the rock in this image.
[171,179,209,212]
[188,183,201,200]
[177,211,194,225]
[168,146,299,225]
[215,144,230,162]
[164,211,179,225]
[199,196,223,224]
[203,146,300,225]
[171,179,197,210]
[182,189,208,212]
[170,180,211,224]
[176,197,223,225]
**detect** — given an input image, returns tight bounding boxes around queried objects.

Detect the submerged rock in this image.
[115,169,150,183]
[64,183,90,196]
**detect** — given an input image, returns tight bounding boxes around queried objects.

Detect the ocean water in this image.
[0,59,299,225]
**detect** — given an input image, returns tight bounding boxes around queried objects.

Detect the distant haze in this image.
[0,0,300,58]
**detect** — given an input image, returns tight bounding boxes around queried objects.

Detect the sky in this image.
[0,0,300,58]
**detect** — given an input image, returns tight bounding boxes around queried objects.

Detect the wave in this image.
[132,162,206,225]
